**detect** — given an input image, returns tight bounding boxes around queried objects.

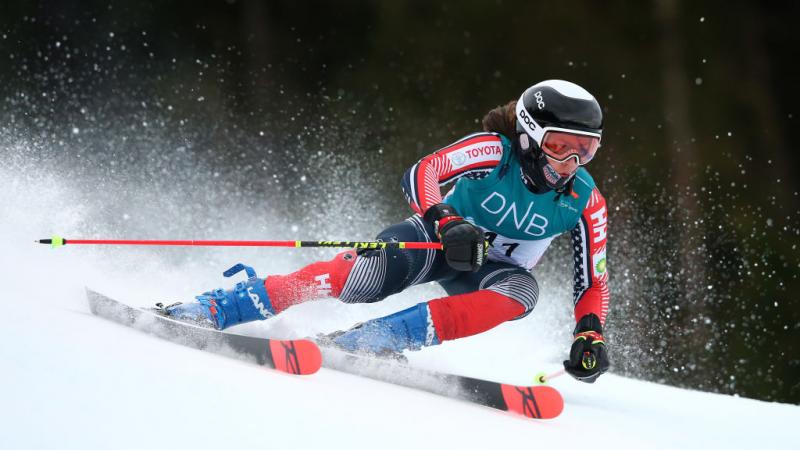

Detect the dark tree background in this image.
[1,0,798,403]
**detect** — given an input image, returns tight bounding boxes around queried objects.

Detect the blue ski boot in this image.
[325,302,441,357]
[160,263,276,330]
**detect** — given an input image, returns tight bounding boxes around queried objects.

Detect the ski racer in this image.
[164,79,611,383]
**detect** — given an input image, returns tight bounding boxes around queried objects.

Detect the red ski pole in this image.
[36,236,442,250]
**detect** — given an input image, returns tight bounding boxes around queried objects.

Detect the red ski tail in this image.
[500,384,564,419]
[268,339,322,375]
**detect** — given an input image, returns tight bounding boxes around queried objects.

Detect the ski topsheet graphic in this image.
[86,289,321,375]
[318,348,564,419]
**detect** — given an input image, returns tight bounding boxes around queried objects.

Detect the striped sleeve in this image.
[571,187,610,325]
[401,132,504,215]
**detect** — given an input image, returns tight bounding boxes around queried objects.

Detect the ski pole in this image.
[36,235,443,250]
[535,369,566,385]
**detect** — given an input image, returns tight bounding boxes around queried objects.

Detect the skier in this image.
[164,79,611,383]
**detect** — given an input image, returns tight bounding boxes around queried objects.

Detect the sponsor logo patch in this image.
[589,206,608,244]
[592,247,607,278]
[519,108,537,131]
[558,200,578,213]
[534,90,545,109]
[465,144,502,158]
[448,142,502,167]
[315,273,332,296]
[451,152,467,167]
[247,286,273,318]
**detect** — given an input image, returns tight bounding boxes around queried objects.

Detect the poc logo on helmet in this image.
[519,109,537,130]
[534,91,545,109]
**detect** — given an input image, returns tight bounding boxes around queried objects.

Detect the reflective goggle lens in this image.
[540,131,600,165]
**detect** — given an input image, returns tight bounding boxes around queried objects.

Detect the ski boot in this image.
[158,263,276,330]
[321,303,441,359]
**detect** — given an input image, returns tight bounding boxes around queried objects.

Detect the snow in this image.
[1,162,798,450]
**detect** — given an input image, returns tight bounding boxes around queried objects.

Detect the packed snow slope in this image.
[1,163,798,450]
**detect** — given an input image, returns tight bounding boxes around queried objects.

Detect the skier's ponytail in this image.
[481,100,517,139]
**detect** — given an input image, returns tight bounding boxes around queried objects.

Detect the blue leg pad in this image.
[332,302,441,354]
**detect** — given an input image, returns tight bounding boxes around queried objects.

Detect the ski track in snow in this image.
[1,162,797,450]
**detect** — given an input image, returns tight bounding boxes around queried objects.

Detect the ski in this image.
[318,347,564,419]
[86,289,322,375]
[86,289,561,416]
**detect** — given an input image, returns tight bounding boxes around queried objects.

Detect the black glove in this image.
[424,203,487,272]
[563,313,610,383]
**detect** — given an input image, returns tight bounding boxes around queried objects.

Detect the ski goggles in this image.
[539,128,601,165]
